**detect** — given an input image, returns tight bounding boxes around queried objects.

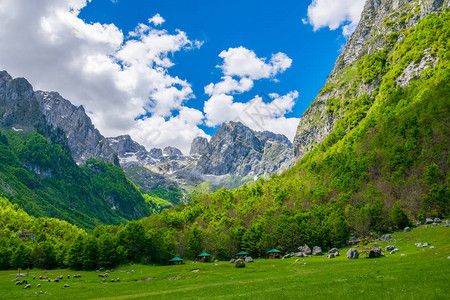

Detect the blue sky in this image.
[0,0,366,153]
[79,0,346,136]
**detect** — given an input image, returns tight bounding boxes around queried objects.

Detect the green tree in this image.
[10,244,33,269]
[389,202,410,230]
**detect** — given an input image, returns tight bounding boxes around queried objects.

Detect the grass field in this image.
[1,225,449,299]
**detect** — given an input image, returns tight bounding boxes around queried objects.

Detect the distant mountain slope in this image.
[0,128,155,228]
[293,0,450,159]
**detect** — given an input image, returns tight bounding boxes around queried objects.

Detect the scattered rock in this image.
[297,245,312,255]
[404,227,411,232]
[430,246,435,249]
[415,243,423,247]
[328,248,340,256]
[385,245,395,252]
[432,223,437,226]
[312,246,322,256]
[245,256,254,263]
[346,248,359,259]
[229,259,235,263]
[369,247,383,258]
[379,234,392,241]
[434,218,441,223]
[390,250,396,254]
[327,253,335,259]
[192,269,199,273]
[423,225,428,228]
[401,254,405,256]
[426,218,434,224]
[423,242,428,247]
[416,221,422,226]
[295,252,307,257]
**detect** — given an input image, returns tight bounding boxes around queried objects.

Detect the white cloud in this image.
[304,0,366,37]
[218,46,292,80]
[0,0,206,152]
[203,47,299,140]
[204,76,253,96]
[204,91,300,141]
[129,107,207,154]
[148,13,165,26]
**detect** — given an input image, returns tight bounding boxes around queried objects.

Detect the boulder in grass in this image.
[229,259,235,263]
[328,248,340,256]
[369,247,383,258]
[404,227,411,232]
[385,245,395,252]
[297,245,311,255]
[312,246,322,256]
[423,225,428,228]
[434,218,441,223]
[295,252,307,257]
[423,242,428,247]
[346,248,359,259]
[415,243,422,247]
[327,253,335,259]
[426,218,434,224]
[416,221,422,226]
[245,256,253,263]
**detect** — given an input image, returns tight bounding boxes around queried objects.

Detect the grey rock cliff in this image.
[189,136,209,156]
[195,121,293,178]
[293,0,450,159]
[0,71,44,130]
[35,91,115,163]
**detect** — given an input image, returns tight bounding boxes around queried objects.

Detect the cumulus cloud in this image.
[203,47,299,140]
[303,0,366,37]
[204,76,254,96]
[148,13,165,26]
[0,0,205,153]
[218,47,292,80]
[204,91,300,141]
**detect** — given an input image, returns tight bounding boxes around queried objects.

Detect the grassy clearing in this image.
[1,226,449,300]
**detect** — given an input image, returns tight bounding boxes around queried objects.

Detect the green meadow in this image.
[1,225,449,300]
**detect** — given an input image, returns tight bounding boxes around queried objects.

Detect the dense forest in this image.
[0,10,448,270]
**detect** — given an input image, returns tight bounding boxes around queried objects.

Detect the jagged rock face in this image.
[0,71,44,130]
[195,121,293,177]
[35,91,115,163]
[163,146,183,157]
[189,136,209,156]
[293,0,450,159]
[149,148,163,158]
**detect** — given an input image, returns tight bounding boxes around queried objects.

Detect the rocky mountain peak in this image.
[163,146,183,157]
[189,136,209,156]
[35,90,115,163]
[195,121,293,178]
[0,71,44,130]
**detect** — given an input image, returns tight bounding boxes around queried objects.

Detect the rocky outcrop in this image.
[0,71,45,130]
[189,136,209,156]
[293,0,450,159]
[163,146,183,157]
[195,121,293,178]
[35,91,116,163]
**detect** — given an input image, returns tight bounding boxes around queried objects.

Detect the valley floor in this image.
[1,226,449,299]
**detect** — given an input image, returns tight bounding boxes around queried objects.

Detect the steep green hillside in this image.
[0,129,165,228]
